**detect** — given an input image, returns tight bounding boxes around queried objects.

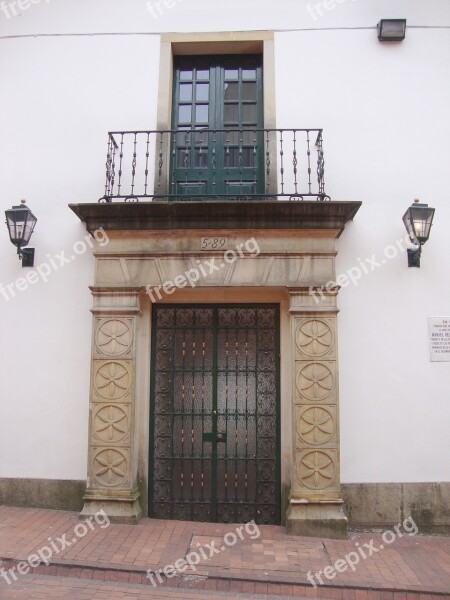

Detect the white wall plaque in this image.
[428,317,450,362]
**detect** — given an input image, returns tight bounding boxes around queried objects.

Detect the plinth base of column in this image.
[80,490,142,524]
[286,501,348,539]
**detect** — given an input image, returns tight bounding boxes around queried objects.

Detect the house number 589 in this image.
[201,237,227,250]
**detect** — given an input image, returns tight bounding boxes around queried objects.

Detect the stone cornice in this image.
[69,201,361,237]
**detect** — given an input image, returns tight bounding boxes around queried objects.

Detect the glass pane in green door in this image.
[243,82,256,101]
[224,82,239,101]
[180,84,193,102]
[196,83,209,101]
[178,105,192,124]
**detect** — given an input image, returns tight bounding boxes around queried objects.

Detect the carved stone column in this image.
[80,287,142,523]
[286,288,348,538]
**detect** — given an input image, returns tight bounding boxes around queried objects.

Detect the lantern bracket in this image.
[17,246,35,267]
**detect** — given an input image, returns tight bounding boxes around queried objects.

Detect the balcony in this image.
[100,128,329,203]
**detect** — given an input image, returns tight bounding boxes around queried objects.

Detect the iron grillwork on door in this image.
[150,305,280,525]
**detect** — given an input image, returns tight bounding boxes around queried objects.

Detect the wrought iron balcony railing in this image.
[100,128,329,202]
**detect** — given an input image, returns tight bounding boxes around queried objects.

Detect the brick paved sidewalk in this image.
[0,506,448,599]
[0,574,316,600]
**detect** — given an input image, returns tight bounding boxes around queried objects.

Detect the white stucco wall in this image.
[0,0,449,483]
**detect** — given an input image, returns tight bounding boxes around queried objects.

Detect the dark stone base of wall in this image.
[342,482,450,534]
[0,478,85,512]
[0,479,448,534]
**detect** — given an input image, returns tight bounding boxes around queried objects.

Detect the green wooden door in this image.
[170,55,264,199]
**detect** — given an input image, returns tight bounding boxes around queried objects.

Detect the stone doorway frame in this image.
[71,200,360,537]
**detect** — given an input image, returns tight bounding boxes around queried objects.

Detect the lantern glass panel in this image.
[402,207,414,240]
[5,206,37,247]
[410,206,434,244]
[402,204,435,246]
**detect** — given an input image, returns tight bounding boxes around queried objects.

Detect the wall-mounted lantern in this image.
[402,199,435,268]
[377,19,407,42]
[4,199,37,267]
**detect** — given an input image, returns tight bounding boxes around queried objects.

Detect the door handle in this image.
[202,432,227,442]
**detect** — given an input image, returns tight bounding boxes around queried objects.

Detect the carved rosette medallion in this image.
[297,406,335,445]
[93,361,132,401]
[296,319,334,358]
[95,318,133,358]
[93,404,130,443]
[296,450,336,490]
[92,448,129,487]
[296,362,334,402]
